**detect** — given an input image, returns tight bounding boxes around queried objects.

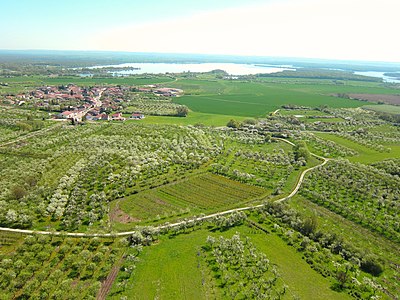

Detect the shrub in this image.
[227,119,241,129]
[360,257,383,276]
[11,185,27,200]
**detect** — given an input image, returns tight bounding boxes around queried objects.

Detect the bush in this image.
[360,257,383,276]
[227,119,241,129]
[11,185,27,200]
[176,106,189,117]
[243,119,256,125]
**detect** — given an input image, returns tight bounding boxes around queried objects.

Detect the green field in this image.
[118,173,267,223]
[139,111,248,126]
[255,78,400,95]
[109,230,211,300]
[172,81,365,117]
[289,195,400,297]
[362,104,400,114]
[238,226,350,300]
[314,132,400,163]
[111,227,349,300]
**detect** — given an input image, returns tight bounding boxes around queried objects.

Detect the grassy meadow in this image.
[139,111,248,126]
[171,80,365,117]
[109,227,350,300]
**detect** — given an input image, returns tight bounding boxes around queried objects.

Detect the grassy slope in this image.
[289,195,400,298]
[113,230,212,300]
[362,104,400,114]
[2,74,399,298]
[120,227,349,300]
[235,226,351,300]
[314,132,400,163]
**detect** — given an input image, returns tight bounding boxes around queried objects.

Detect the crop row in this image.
[301,160,400,242]
[120,173,265,222]
[0,234,125,299]
[203,233,286,299]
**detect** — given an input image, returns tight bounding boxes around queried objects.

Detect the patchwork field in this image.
[1,71,400,299]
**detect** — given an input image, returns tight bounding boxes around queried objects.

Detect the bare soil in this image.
[97,258,124,300]
[348,94,400,105]
[109,205,139,223]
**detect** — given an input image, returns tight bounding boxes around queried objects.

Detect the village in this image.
[2,83,184,122]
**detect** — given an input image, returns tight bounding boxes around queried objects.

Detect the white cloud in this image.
[92,0,400,62]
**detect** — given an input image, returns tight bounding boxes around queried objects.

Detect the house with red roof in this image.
[58,111,75,119]
[111,112,126,121]
[129,113,145,120]
[100,113,110,121]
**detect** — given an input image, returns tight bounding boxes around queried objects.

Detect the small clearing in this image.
[110,204,139,223]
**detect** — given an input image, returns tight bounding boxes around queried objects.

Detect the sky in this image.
[1,0,399,62]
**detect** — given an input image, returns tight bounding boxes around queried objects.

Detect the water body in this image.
[88,62,294,76]
[354,71,400,83]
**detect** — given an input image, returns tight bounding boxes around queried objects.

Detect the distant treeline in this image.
[383,72,400,79]
[256,69,382,82]
[0,63,141,77]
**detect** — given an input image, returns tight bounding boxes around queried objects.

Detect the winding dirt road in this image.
[0,136,329,237]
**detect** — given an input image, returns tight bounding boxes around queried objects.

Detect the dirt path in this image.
[0,139,328,237]
[97,257,124,300]
[271,109,280,115]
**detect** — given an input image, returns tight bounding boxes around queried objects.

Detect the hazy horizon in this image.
[1,0,399,63]
[2,49,400,67]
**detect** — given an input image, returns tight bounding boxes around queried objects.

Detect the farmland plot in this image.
[118,173,267,222]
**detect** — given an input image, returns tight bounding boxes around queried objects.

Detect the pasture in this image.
[173,80,365,117]
[139,111,248,126]
[110,226,348,300]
